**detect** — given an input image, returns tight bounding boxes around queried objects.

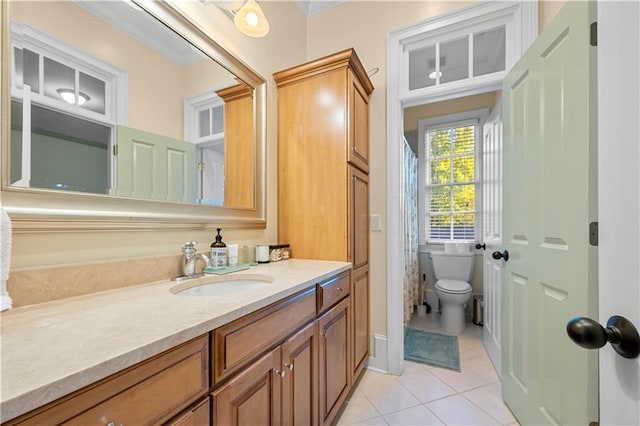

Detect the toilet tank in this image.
[430,251,475,281]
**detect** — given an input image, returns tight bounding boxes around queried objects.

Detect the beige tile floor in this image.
[336,312,520,426]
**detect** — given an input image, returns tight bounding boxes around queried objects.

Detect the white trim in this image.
[399,1,536,103]
[418,108,488,245]
[11,23,128,125]
[365,334,389,374]
[386,0,537,375]
[183,89,225,145]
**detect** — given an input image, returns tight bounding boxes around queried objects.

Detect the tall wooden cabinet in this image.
[216,84,254,209]
[274,49,374,388]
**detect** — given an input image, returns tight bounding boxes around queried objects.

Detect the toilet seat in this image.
[435,279,472,294]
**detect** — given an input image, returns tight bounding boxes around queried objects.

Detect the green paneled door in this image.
[502,1,598,424]
[116,126,196,203]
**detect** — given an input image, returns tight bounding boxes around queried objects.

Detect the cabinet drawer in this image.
[212,287,316,383]
[9,335,209,426]
[317,271,350,314]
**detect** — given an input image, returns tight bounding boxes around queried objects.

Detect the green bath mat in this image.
[404,328,461,371]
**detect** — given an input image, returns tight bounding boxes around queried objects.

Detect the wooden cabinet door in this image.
[167,397,210,426]
[217,85,254,209]
[349,166,369,269]
[212,347,282,426]
[281,321,318,426]
[348,72,370,173]
[351,265,370,381]
[318,297,350,426]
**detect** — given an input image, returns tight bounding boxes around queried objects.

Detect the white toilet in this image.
[431,251,475,334]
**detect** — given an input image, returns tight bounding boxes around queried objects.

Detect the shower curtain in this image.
[403,138,419,325]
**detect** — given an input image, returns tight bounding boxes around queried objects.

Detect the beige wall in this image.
[8,0,307,270]
[7,0,566,334]
[404,91,501,133]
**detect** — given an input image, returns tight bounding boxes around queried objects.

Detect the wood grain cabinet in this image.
[212,347,283,426]
[281,321,319,426]
[318,297,351,426]
[167,398,210,426]
[5,273,354,426]
[274,49,373,386]
[215,84,254,209]
[5,336,209,426]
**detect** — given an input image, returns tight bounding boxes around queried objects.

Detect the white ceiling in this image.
[295,0,346,17]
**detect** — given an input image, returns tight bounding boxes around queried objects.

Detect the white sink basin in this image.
[170,274,274,297]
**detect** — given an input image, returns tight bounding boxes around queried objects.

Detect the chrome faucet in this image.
[173,241,210,281]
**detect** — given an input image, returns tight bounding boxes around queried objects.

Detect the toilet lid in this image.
[435,279,472,294]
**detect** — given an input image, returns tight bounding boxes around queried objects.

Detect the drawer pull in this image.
[285,363,294,371]
[336,287,343,292]
[275,369,286,378]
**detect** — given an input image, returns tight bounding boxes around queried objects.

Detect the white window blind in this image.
[425,121,476,242]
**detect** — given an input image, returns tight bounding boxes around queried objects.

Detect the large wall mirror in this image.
[0,0,266,231]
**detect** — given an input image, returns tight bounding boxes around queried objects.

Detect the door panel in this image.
[350,166,369,270]
[116,125,196,203]
[282,321,318,426]
[212,348,282,426]
[502,2,597,425]
[351,265,369,380]
[482,99,503,375]
[318,298,350,425]
[348,73,370,173]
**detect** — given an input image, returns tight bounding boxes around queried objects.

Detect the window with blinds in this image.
[425,121,476,242]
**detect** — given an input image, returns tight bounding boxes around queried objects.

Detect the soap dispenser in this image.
[210,228,227,269]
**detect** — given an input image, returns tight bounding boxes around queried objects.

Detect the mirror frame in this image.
[0,0,266,232]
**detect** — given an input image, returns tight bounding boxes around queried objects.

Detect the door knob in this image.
[566,315,640,359]
[475,243,486,250]
[492,250,509,261]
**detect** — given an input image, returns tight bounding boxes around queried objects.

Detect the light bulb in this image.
[245,11,258,27]
[57,89,89,105]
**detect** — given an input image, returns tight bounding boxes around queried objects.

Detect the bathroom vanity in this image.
[0,260,356,425]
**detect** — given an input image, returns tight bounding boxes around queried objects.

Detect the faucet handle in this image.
[182,241,198,258]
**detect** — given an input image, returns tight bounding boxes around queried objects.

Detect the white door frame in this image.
[385,0,537,375]
[597,2,640,424]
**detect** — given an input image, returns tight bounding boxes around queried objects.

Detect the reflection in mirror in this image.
[8,0,255,209]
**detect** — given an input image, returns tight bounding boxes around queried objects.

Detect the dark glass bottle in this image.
[210,228,227,269]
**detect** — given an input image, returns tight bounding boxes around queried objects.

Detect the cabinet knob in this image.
[336,287,343,292]
[320,331,327,337]
[285,363,294,371]
[275,369,286,378]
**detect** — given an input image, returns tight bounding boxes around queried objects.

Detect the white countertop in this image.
[0,259,351,422]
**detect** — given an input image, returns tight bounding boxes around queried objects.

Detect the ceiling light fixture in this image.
[233,0,269,38]
[429,71,443,80]
[57,89,90,106]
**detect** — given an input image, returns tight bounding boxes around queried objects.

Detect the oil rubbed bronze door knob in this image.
[492,250,509,261]
[566,316,640,359]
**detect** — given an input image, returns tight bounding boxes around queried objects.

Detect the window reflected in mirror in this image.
[8,0,256,209]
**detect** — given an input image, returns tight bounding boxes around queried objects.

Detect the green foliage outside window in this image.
[426,125,476,240]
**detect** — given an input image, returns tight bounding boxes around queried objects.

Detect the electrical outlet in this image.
[370,214,382,231]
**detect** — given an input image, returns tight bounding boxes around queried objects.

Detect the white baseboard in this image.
[366,334,388,373]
